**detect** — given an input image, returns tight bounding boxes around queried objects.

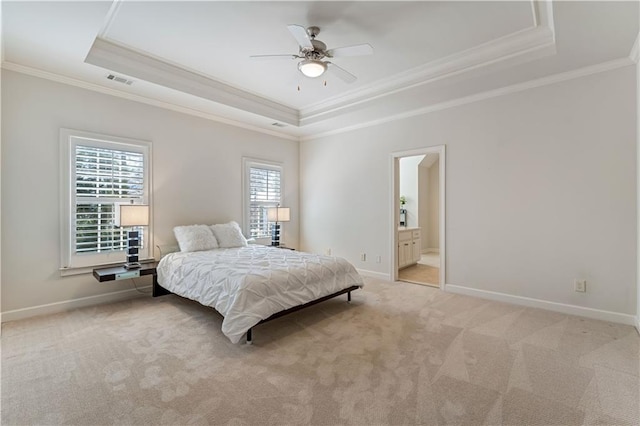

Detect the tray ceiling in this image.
[2,1,638,139]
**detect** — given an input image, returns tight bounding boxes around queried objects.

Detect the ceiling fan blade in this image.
[326,62,357,84]
[250,54,299,60]
[287,24,314,50]
[327,43,373,58]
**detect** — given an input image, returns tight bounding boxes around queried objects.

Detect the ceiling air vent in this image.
[271,122,287,128]
[106,74,134,85]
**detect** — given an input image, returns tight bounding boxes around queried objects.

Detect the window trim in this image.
[59,128,153,273]
[242,157,284,243]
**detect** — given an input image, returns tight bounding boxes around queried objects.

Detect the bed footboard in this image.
[245,285,361,344]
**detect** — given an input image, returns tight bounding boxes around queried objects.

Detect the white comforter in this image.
[157,245,364,343]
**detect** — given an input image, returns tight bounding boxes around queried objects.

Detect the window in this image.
[60,129,152,271]
[243,158,283,240]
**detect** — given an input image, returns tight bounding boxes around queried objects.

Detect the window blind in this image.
[248,166,281,238]
[74,145,145,254]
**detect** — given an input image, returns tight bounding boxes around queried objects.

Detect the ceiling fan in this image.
[250,25,373,83]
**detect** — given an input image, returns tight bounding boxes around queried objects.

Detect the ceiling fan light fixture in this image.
[298,59,327,78]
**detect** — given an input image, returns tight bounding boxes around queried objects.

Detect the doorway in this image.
[391,146,446,290]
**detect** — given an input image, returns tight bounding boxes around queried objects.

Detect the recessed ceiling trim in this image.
[85,1,555,130]
[300,57,632,142]
[1,61,299,141]
[300,0,555,124]
[97,0,124,39]
[532,0,555,39]
[631,31,639,62]
[300,25,555,126]
[85,37,299,126]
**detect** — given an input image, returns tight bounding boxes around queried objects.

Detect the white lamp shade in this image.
[117,204,149,227]
[267,207,290,222]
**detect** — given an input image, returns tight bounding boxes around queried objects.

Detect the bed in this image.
[155,243,364,344]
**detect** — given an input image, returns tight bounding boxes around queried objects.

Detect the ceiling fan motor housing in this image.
[303,40,328,60]
[298,26,328,60]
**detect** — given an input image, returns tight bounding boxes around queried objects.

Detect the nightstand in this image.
[93,262,164,296]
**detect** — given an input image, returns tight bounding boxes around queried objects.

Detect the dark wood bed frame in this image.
[152,278,360,344]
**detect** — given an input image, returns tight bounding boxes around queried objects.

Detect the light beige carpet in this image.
[2,278,638,425]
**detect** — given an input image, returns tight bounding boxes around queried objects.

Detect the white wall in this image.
[427,161,440,250]
[637,54,640,330]
[418,163,429,250]
[417,157,439,252]
[1,70,299,316]
[399,155,423,228]
[300,66,637,318]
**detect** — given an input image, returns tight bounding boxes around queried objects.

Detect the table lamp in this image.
[267,206,290,247]
[117,203,149,269]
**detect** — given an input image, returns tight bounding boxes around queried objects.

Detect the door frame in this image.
[390,145,446,289]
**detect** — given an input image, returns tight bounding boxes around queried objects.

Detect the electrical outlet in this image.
[376,255,381,263]
[325,248,332,256]
[574,279,586,292]
[360,253,366,261]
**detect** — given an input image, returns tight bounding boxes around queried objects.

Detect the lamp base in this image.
[126,230,141,269]
[124,262,141,270]
[271,222,281,247]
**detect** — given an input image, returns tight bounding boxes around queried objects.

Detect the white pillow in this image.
[173,225,219,252]
[210,221,248,248]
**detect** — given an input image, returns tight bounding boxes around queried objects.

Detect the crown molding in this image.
[4,55,631,145]
[98,0,123,39]
[1,61,299,141]
[85,37,300,126]
[300,25,555,126]
[300,0,556,124]
[301,57,633,142]
[532,0,555,41]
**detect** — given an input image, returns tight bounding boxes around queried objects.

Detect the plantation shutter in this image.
[248,165,281,238]
[74,145,145,254]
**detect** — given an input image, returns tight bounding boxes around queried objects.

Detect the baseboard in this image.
[1,286,152,323]
[356,268,391,281]
[445,284,637,326]
[636,316,640,336]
